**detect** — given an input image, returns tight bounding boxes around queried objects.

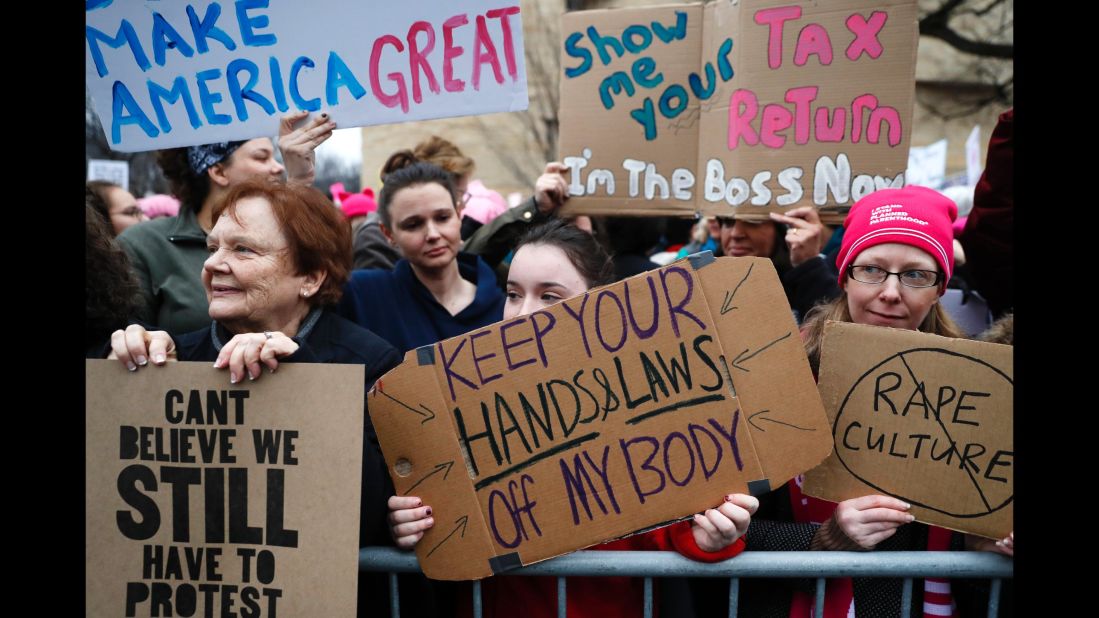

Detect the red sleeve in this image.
[601,521,745,562]
[666,520,746,562]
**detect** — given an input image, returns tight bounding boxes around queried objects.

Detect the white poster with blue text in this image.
[86,0,528,152]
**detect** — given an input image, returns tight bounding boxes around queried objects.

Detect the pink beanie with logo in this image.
[836,186,958,289]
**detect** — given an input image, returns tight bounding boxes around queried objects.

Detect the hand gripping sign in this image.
[803,322,1013,540]
[369,255,834,580]
[87,361,366,617]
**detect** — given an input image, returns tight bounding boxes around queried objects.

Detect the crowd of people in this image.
[88,108,1015,618]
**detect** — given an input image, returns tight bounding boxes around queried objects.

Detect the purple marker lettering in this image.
[440,338,478,402]
[500,319,537,371]
[594,290,628,353]
[708,410,744,471]
[560,446,618,525]
[624,275,661,340]
[470,330,503,385]
[620,436,665,504]
[688,422,724,480]
[582,447,620,514]
[560,295,593,358]
[662,431,696,486]
[488,488,521,548]
[529,310,557,367]
[660,266,706,337]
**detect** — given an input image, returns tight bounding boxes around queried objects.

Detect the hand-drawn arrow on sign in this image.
[427,515,469,557]
[747,409,815,433]
[378,390,436,423]
[731,331,792,372]
[721,262,754,315]
[406,461,455,494]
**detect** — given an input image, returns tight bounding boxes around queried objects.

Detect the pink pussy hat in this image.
[337,187,377,219]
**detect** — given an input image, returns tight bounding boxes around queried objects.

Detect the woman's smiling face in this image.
[202,197,309,332]
[845,243,942,331]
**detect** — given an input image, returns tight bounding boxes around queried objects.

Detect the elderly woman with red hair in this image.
[109,181,401,554]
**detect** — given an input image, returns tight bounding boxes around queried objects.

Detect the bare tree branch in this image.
[920,0,1013,59]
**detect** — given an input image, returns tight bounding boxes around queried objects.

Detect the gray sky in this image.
[315,127,362,164]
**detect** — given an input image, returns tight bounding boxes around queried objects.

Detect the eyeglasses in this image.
[847,265,941,288]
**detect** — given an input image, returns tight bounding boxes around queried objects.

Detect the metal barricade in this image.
[361,548,1013,618]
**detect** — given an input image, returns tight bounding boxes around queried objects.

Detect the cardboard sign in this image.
[87,158,130,190]
[906,139,947,190]
[965,124,983,187]
[86,360,366,617]
[369,255,833,580]
[86,0,528,152]
[558,1,917,223]
[802,322,1013,539]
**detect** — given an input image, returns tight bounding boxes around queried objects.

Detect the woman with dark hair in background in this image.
[338,152,504,355]
[86,180,148,235]
[116,112,335,335]
[86,202,142,356]
[353,135,572,279]
[353,136,478,270]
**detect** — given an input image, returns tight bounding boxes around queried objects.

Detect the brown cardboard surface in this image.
[370,256,833,580]
[86,360,365,617]
[558,4,705,217]
[558,1,917,224]
[802,322,1013,539]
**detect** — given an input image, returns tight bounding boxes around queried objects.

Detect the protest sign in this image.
[906,139,947,190]
[87,158,130,190]
[966,124,983,187]
[558,0,917,223]
[803,321,1013,539]
[369,255,834,580]
[86,0,528,152]
[87,360,365,617]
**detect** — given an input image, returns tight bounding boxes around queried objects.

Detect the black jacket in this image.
[175,310,402,548]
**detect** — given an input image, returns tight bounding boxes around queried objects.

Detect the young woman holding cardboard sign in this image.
[737,186,1013,618]
[388,219,760,618]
